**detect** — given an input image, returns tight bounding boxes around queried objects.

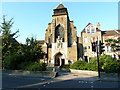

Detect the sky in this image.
[1,2,118,44]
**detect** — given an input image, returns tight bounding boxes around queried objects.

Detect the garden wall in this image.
[70,69,98,76]
[70,69,119,77]
[2,70,57,78]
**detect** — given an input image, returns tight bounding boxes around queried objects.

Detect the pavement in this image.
[1,69,120,82]
[57,72,120,82]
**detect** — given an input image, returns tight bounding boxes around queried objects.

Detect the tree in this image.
[1,16,45,70]
[17,36,44,62]
[0,16,19,58]
[105,37,120,59]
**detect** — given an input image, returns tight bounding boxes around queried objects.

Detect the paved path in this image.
[57,72,99,81]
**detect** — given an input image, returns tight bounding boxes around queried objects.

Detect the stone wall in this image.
[2,70,57,78]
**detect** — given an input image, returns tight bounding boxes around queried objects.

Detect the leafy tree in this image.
[0,16,19,58]
[18,37,44,62]
[0,16,45,70]
[105,37,120,59]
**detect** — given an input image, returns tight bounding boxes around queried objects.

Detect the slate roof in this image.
[102,30,120,36]
[82,23,101,32]
[82,23,92,32]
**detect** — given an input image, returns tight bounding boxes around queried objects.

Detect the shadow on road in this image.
[2,71,119,89]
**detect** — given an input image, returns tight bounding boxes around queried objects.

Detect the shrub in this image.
[60,65,70,69]
[70,55,119,73]
[89,55,119,73]
[4,54,25,70]
[70,61,87,70]
[103,61,120,73]
[17,61,32,70]
[25,62,46,71]
[86,59,98,71]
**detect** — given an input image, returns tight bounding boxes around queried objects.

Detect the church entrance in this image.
[61,59,65,65]
[54,52,64,66]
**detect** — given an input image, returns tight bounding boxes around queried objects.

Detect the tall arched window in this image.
[49,34,52,48]
[55,24,64,42]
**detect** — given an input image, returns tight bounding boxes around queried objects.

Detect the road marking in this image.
[41,79,45,81]
[43,85,46,87]
[91,86,94,88]
[91,82,93,83]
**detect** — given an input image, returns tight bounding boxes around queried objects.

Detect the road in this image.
[2,72,120,89]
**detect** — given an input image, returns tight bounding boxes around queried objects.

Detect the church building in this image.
[40,4,83,67]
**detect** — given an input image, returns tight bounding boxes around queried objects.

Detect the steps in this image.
[47,66,60,72]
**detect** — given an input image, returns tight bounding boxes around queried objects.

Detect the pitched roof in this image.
[102,30,120,36]
[81,23,102,32]
[56,4,65,9]
[82,23,92,32]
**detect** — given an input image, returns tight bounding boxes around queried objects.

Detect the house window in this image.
[87,29,90,34]
[90,37,93,42]
[91,29,95,33]
[84,37,87,43]
[84,47,87,52]
[107,46,111,52]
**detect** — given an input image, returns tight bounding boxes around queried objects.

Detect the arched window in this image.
[49,34,52,47]
[55,24,64,42]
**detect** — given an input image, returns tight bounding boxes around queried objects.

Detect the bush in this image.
[86,59,98,71]
[70,55,119,73]
[4,54,25,70]
[70,61,87,70]
[17,61,32,70]
[102,61,120,73]
[60,65,70,69]
[3,53,46,71]
[25,62,46,71]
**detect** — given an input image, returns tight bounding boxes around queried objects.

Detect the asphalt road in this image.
[2,72,120,89]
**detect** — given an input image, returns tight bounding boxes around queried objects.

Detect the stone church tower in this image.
[42,4,80,67]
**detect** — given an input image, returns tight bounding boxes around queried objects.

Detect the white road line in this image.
[91,86,94,88]
[43,85,46,87]
[91,82,93,83]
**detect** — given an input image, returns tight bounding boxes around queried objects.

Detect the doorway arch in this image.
[54,52,65,66]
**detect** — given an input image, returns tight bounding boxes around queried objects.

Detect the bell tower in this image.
[52,4,69,43]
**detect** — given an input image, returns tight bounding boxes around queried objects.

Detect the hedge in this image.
[70,55,120,73]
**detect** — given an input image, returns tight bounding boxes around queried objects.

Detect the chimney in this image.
[97,22,100,29]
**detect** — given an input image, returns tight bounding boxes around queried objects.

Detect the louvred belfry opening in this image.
[53,4,68,16]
